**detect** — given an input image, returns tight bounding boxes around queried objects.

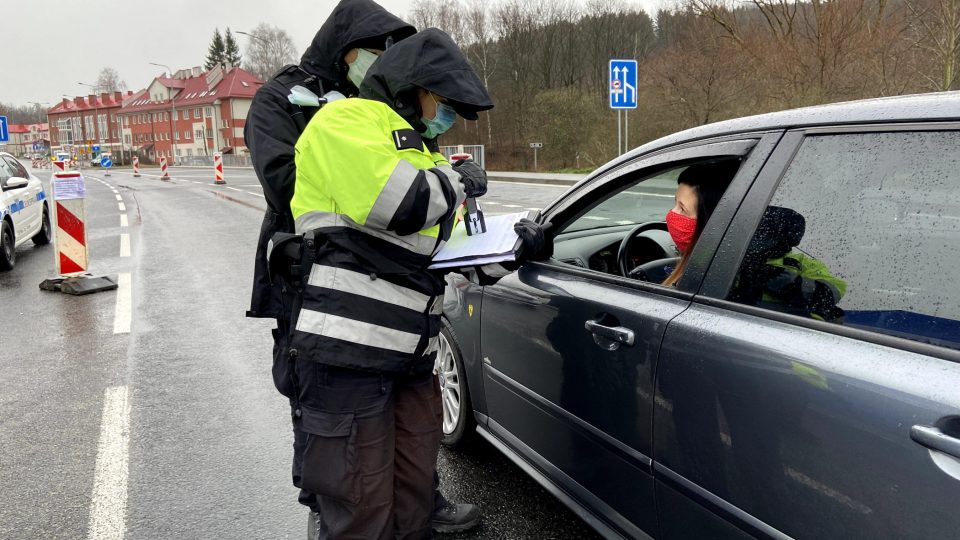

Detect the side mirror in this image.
[4,178,29,190]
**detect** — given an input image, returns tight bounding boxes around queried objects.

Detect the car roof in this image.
[610,91,960,171]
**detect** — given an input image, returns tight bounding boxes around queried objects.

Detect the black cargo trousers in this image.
[293,354,443,540]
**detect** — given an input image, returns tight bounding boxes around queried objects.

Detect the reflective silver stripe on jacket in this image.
[308,264,432,313]
[295,210,441,256]
[296,309,422,354]
[366,161,464,233]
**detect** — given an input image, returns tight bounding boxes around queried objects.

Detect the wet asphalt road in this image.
[0,164,599,539]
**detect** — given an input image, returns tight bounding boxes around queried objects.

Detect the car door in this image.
[654,127,960,539]
[478,135,779,538]
[3,157,40,237]
[0,158,29,241]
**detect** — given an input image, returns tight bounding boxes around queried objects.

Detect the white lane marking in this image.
[111,189,118,194]
[225,186,243,192]
[118,202,126,212]
[120,234,130,258]
[87,385,131,540]
[113,272,132,335]
[502,204,522,208]
[488,180,570,189]
[244,192,265,198]
[237,184,263,188]
[482,201,501,205]
[191,181,202,184]
[120,215,128,228]
[115,195,123,201]
[625,190,673,198]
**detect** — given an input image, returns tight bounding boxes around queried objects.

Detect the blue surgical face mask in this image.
[421,94,457,139]
[347,49,378,90]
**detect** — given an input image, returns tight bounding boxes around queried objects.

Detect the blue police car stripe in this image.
[37,191,45,201]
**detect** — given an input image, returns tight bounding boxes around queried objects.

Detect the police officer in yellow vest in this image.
[287,28,493,539]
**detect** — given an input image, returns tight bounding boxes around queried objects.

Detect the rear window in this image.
[725,131,960,351]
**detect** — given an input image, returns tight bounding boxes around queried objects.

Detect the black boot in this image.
[432,502,481,534]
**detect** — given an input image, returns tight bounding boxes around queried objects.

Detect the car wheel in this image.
[0,220,15,271]
[32,204,52,246]
[438,321,476,449]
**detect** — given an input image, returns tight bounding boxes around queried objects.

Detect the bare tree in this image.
[410,0,468,44]
[906,0,960,90]
[94,67,126,94]
[243,23,299,80]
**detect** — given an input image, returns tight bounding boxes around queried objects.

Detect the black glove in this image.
[453,158,487,198]
[514,219,548,261]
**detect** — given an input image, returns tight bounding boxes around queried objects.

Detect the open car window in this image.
[559,168,680,234]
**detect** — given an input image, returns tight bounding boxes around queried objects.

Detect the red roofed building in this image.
[2,123,49,157]
[118,65,262,163]
[48,91,131,160]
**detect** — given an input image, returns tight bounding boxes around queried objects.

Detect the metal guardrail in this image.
[175,155,252,168]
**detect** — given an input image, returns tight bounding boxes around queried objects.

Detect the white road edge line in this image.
[113,272,132,334]
[120,234,130,258]
[118,202,126,212]
[115,195,122,201]
[86,385,131,540]
[120,215,128,228]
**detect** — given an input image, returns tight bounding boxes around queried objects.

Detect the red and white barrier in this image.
[50,171,89,276]
[133,156,141,177]
[160,156,170,179]
[213,152,226,185]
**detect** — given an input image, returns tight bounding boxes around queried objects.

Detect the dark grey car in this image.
[439,92,960,539]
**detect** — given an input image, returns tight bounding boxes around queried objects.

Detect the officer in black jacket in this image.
[243,0,480,534]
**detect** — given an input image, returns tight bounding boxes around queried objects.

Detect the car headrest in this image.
[748,206,805,260]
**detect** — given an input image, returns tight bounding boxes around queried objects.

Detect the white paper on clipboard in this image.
[429,211,530,269]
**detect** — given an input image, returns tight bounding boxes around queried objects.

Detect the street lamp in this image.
[235,30,268,45]
[149,62,178,165]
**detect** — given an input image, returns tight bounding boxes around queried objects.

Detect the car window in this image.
[560,168,681,233]
[4,157,28,179]
[726,131,960,351]
[0,159,14,188]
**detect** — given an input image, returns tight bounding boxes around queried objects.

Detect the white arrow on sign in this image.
[619,65,636,105]
[612,66,622,102]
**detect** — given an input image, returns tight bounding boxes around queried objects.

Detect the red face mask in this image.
[666,210,697,254]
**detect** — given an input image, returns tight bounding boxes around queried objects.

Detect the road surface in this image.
[0,165,599,539]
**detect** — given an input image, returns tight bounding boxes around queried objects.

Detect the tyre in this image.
[438,320,477,449]
[32,204,52,245]
[0,220,15,271]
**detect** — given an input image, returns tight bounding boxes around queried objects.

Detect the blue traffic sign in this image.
[0,116,8,143]
[609,59,638,109]
[93,144,100,152]
[101,155,113,168]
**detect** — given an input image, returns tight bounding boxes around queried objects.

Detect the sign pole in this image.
[625,109,629,153]
[617,110,622,156]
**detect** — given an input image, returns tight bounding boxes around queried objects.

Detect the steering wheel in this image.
[617,221,675,277]
[627,257,681,282]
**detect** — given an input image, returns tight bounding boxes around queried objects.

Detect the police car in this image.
[0,152,51,270]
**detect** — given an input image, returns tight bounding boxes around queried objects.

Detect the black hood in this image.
[300,0,416,89]
[359,27,494,130]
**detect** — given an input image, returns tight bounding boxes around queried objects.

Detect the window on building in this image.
[195,108,202,119]
[84,116,94,140]
[205,107,213,117]
[98,114,107,139]
[176,148,182,157]
[174,131,179,141]
[221,119,229,128]
[206,128,213,139]
[195,129,204,140]
[184,131,191,140]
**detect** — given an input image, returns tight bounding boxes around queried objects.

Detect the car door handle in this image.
[911,425,960,460]
[584,320,635,347]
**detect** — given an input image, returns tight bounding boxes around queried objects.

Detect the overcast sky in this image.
[2,0,661,108]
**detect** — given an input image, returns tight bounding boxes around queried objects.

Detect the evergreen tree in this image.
[205,29,226,70]
[223,28,242,68]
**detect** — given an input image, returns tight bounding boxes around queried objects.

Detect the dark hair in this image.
[663,159,740,286]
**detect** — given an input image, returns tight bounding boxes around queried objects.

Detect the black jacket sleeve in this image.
[244,81,310,216]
